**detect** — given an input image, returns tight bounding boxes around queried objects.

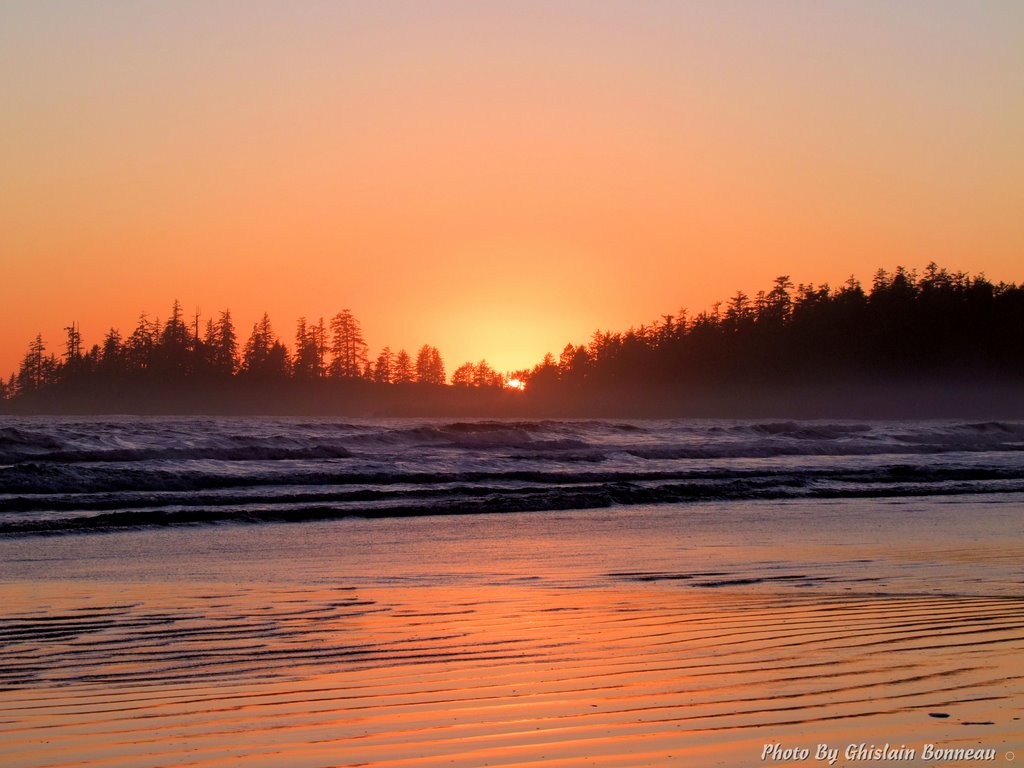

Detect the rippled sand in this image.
[1,498,1021,767]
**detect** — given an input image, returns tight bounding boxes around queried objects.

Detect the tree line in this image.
[2,262,1021,409]
[515,262,1023,395]
[2,304,454,400]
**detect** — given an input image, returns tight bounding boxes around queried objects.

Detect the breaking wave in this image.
[1,417,1022,535]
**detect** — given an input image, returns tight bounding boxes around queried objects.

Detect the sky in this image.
[2,1,1022,377]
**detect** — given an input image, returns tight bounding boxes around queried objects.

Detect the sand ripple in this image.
[2,582,1021,768]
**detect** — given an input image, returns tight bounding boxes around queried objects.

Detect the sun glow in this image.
[1,4,1021,379]
[506,378,526,391]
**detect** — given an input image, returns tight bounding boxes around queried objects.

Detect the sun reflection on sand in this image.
[0,499,1021,767]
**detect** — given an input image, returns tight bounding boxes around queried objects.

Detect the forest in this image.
[2,263,1022,416]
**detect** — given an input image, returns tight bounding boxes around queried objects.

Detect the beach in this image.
[5,1,1022,763]
[1,494,1020,767]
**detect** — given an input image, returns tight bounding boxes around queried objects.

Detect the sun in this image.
[506,378,526,391]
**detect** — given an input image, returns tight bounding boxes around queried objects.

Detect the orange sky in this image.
[2,2,1022,378]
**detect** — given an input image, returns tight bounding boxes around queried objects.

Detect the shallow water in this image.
[1,497,1021,767]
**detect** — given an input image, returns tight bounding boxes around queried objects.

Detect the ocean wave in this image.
[2,463,1023,535]
[382,422,589,451]
[0,433,354,465]
[4,418,1024,465]
[745,422,874,439]
[2,416,1023,535]
[0,426,65,461]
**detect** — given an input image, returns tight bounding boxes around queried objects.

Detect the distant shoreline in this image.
[2,375,1021,419]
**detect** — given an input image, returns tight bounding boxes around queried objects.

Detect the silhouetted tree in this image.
[56,321,86,385]
[241,313,289,379]
[17,334,56,392]
[312,318,327,377]
[264,341,291,380]
[393,349,414,383]
[155,300,193,377]
[528,352,559,391]
[63,322,82,364]
[3,265,1021,411]
[723,292,753,334]
[415,345,445,385]
[329,310,367,378]
[521,264,1023,396]
[373,347,393,383]
[126,314,160,375]
[472,359,503,388]
[293,317,321,381]
[555,343,590,384]
[205,310,238,376]
[97,328,125,378]
[451,362,474,387]
[762,275,794,325]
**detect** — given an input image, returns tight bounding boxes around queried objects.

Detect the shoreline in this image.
[1,498,1021,767]
[3,376,1023,419]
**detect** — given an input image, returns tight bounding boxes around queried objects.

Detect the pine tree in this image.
[99,328,124,377]
[473,359,499,387]
[241,313,275,375]
[393,349,414,383]
[293,317,321,380]
[313,318,327,377]
[63,322,82,364]
[373,347,393,383]
[329,310,368,378]
[159,300,192,376]
[415,345,445,385]
[204,310,237,376]
[126,314,159,374]
[17,334,48,392]
[451,362,474,387]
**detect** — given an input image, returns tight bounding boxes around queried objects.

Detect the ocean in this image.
[1,417,1022,766]
[1,416,1023,536]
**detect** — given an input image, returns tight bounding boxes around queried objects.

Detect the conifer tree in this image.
[241,313,275,375]
[329,310,368,378]
[126,314,160,374]
[451,362,474,387]
[204,310,237,376]
[17,334,49,392]
[393,349,414,383]
[373,347,393,383]
[415,345,445,385]
[293,317,321,380]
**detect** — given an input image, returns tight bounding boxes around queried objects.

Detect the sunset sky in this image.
[2,1,1022,378]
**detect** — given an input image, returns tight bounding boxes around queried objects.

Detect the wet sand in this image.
[1,497,1021,767]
